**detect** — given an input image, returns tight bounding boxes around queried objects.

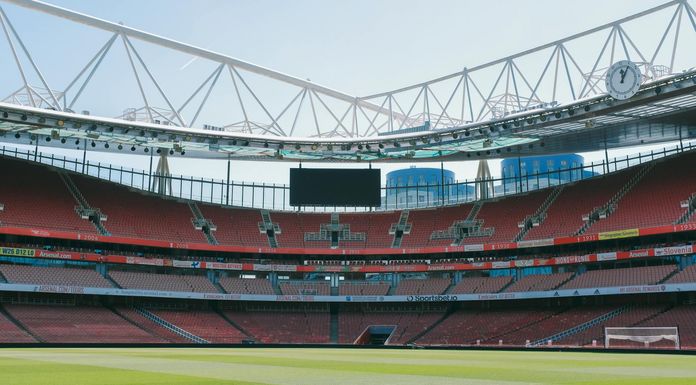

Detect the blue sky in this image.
[0,0,692,185]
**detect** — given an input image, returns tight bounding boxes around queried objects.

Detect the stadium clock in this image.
[605,60,641,100]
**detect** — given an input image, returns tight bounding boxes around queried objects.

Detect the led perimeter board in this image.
[290,168,381,207]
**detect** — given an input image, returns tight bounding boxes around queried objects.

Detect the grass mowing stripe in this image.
[0,355,266,385]
[1,348,696,385]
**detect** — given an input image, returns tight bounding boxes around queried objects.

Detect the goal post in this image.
[604,327,680,350]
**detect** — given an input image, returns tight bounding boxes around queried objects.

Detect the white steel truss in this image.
[0,0,695,139]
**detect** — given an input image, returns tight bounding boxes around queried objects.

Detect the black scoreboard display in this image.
[290,168,381,207]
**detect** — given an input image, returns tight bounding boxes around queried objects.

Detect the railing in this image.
[0,142,694,212]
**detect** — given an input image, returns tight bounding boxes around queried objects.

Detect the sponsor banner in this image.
[172,260,203,269]
[553,255,591,265]
[492,261,511,268]
[514,259,535,268]
[598,228,639,240]
[517,238,554,248]
[126,256,164,266]
[463,244,485,252]
[0,247,35,257]
[203,262,244,271]
[655,245,694,257]
[406,294,458,302]
[596,252,617,261]
[0,282,692,303]
[628,249,651,259]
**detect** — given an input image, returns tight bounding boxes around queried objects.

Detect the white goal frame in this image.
[605,327,680,350]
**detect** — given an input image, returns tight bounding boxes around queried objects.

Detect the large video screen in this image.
[290,168,381,207]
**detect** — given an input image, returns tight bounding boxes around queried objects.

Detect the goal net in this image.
[605,327,680,349]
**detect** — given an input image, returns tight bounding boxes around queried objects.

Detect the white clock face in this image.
[605,60,641,100]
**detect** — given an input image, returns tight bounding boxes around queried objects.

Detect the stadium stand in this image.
[4,304,165,343]
[464,190,551,244]
[0,158,97,233]
[108,270,218,293]
[504,272,574,292]
[72,174,206,243]
[149,309,246,343]
[0,264,113,288]
[338,281,391,296]
[224,309,330,343]
[559,265,676,289]
[493,306,617,346]
[636,305,696,349]
[556,305,670,347]
[585,152,696,233]
[416,308,556,345]
[449,276,512,294]
[279,281,330,296]
[394,278,451,295]
[524,169,636,240]
[218,277,275,295]
[113,307,190,343]
[0,307,36,343]
[338,306,444,344]
[665,264,696,284]
[197,205,269,247]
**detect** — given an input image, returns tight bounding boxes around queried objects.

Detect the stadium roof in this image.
[0,0,695,161]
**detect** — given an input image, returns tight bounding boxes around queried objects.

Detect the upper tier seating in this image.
[73,174,206,243]
[109,270,217,293]
[339,212,400,248]
[524,169,636,240]
[224,310,330,343]
[0,264,112,288]
[3,150,696,248]
[504,272,574,292]
[338,281,391,296]
[197,205,268,247]
[151,309,246,343]
[560,265,676,290]
[279,281,330,296]
[586,152,696,233]
[0,158,96,233]
[394,278,451,295]
[4,304,165,343]
[449,276,512,294]
[405,204,474,247]
[218,277,275,295]
[463,190,551,244]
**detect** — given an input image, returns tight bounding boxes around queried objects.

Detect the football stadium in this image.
[1,0,696,383]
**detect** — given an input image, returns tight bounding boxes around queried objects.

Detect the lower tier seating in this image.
[150,309,246,343]
[3,304,165,343]
[338,308,444,344]
[224,310,330,343]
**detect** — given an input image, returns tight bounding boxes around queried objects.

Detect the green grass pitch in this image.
[0,347,695,385]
